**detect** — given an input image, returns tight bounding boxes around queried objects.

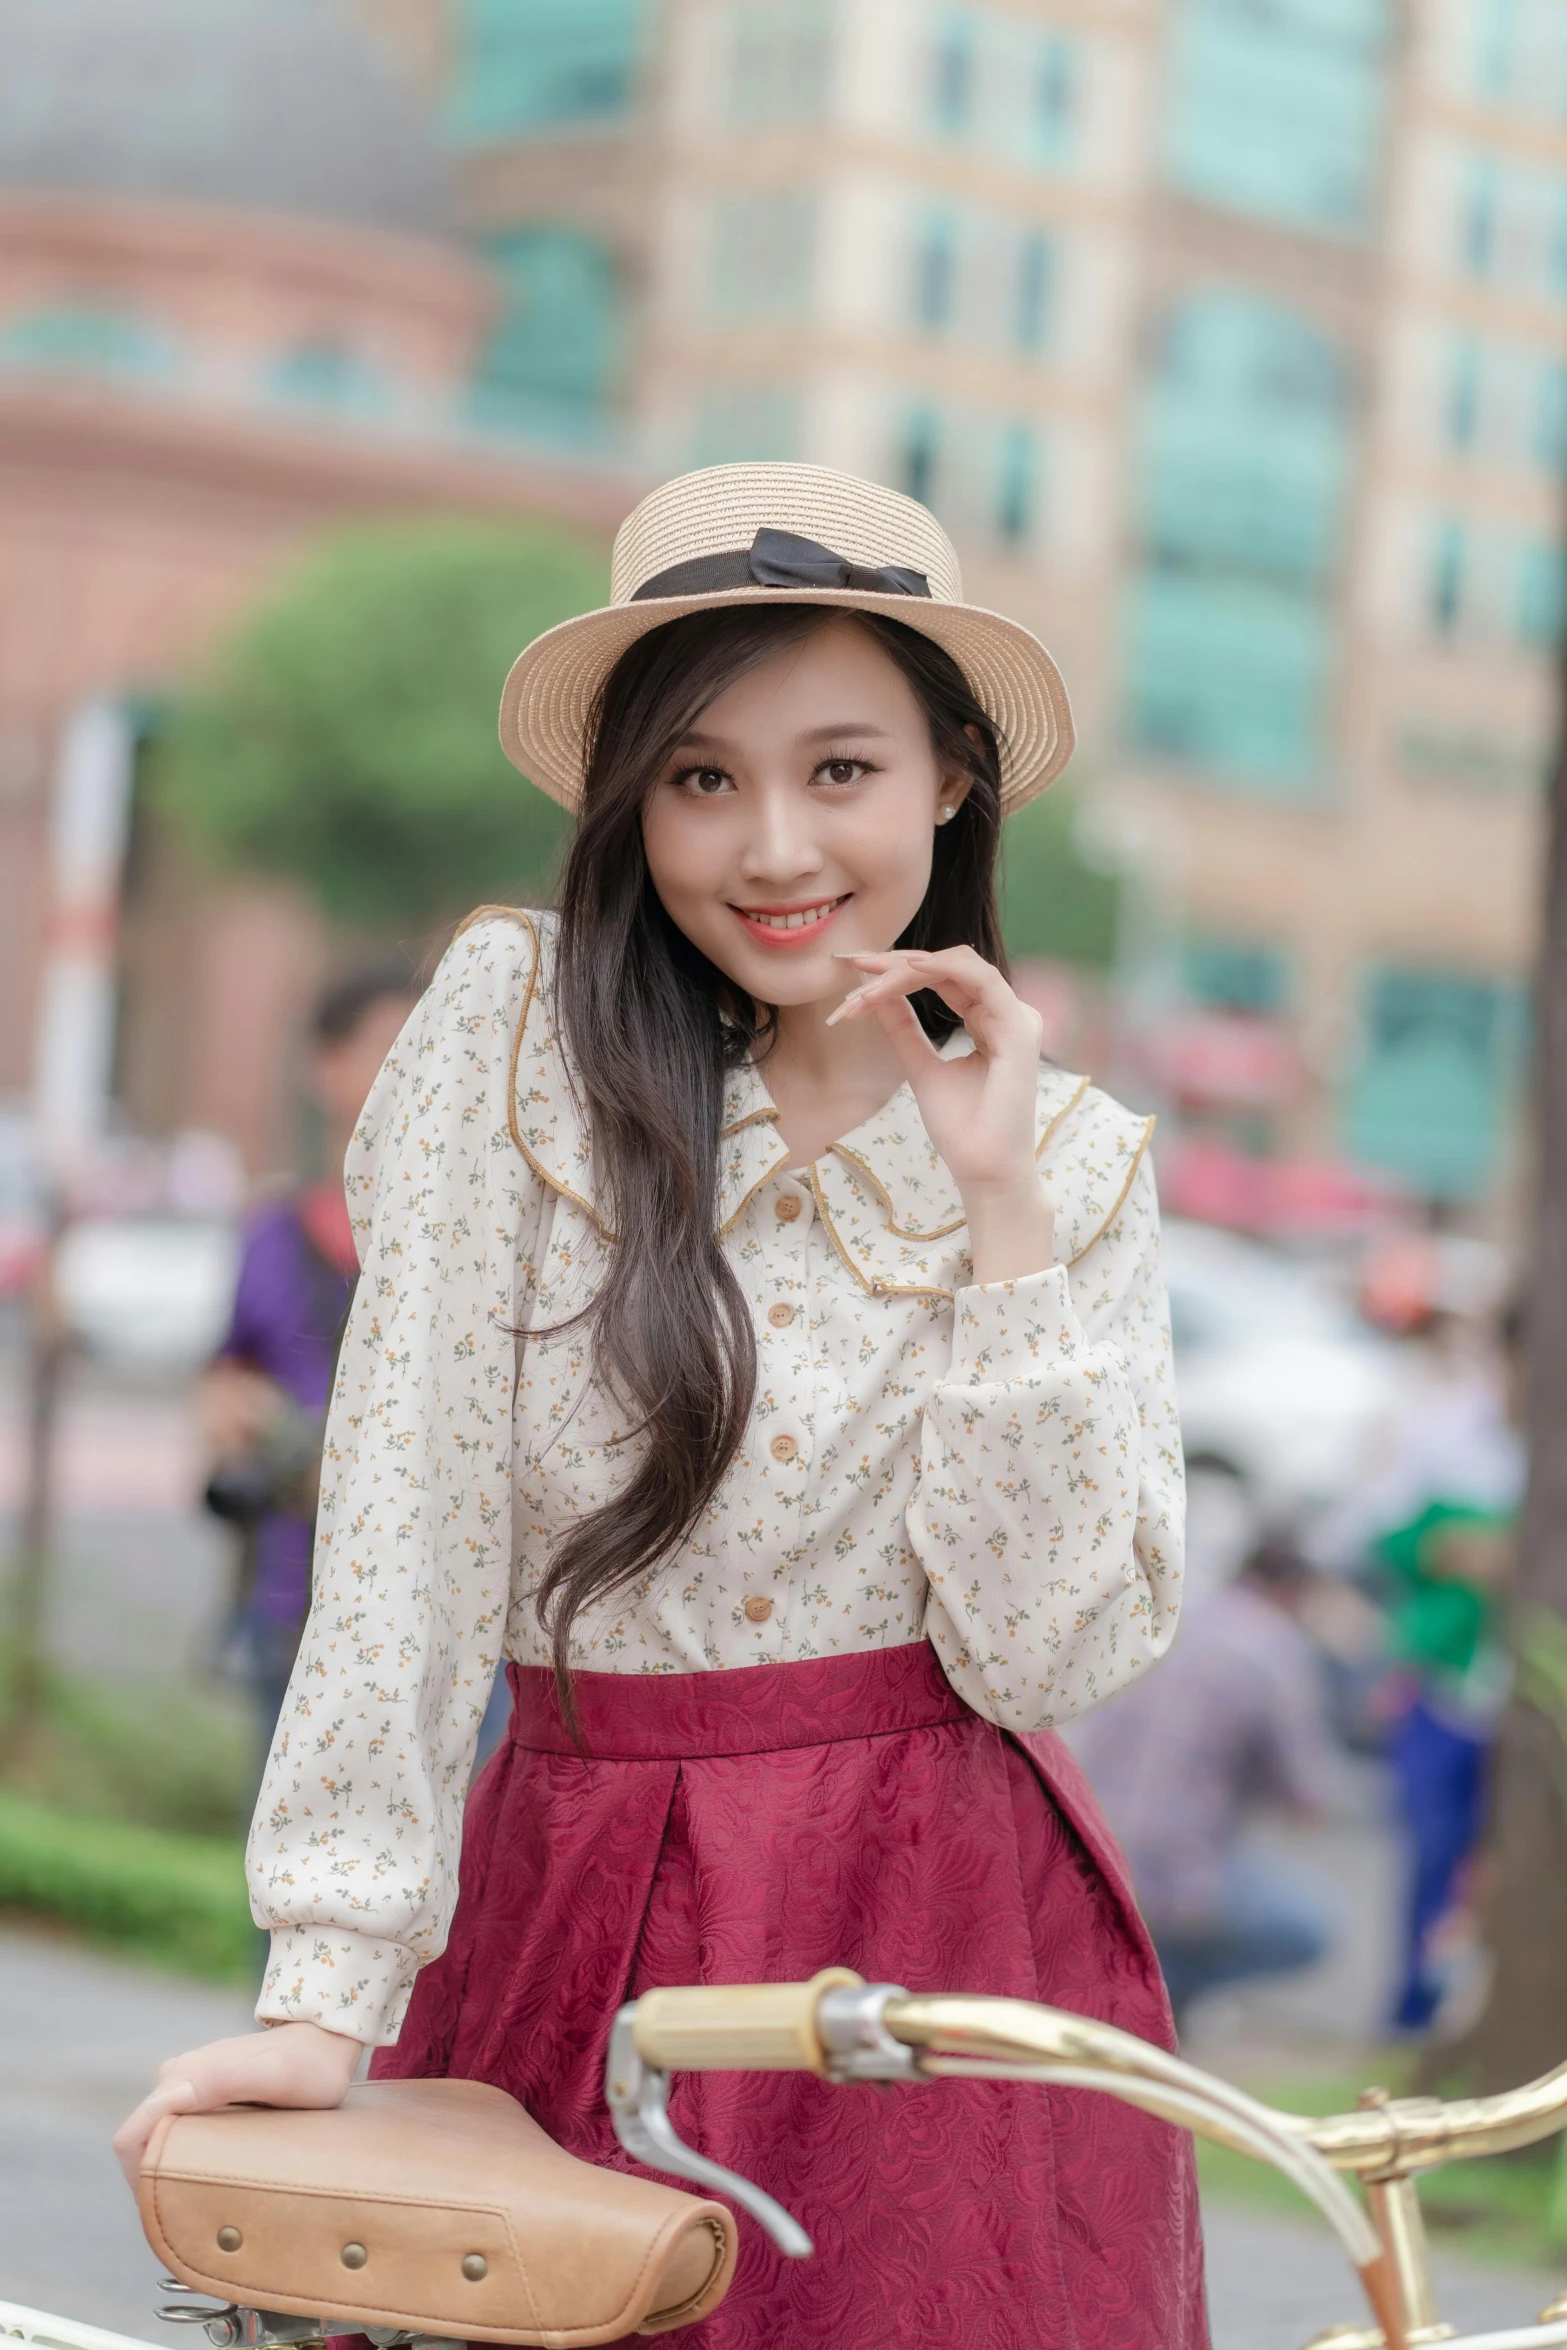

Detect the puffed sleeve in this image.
[909,1142,1184,1733]
[248,913,548,2044]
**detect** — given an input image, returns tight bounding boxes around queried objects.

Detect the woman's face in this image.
[640,617,968,1011]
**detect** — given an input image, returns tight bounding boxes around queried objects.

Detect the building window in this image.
[996,422,1038,543]
[709,192,818,321]
[1343,965,1525,1201]
[267,342,388,415]
[1163,0,1392,239]
[1428,520,1467,632]
[1447,338,1482,448]
[449,0,649,139]
[1517,538,1567,645]
[1537,360,1567,466]
[1127,578,1331,794]
[0,302,173,381]
[728,0,834,125]
[901,406,940,506]
[470,227,620,434]
[1471,0,1567,112]
[1184,936,1290,1014]
[689,382,802,464]
[1014,232,1055,353]
[1126,293,1352,792]
[1034,36,1076,161]
[913,211,957,332]
[1462,159,1498,272]
[931,10,974,133]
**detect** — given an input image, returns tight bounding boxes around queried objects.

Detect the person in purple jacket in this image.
[201,958,420,1747]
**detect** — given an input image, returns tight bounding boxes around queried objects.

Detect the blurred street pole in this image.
[2,701,134,1755]
[1453,691,1567,2096]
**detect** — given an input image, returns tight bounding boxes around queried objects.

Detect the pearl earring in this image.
[937,805,957,825]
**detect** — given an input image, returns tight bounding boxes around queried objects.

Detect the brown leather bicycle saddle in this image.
[140,2078,737,2344]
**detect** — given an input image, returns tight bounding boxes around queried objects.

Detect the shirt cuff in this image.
[255,1925,420,2047]
[948,1262,1087,1385]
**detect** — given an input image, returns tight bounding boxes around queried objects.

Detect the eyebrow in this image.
[670,720,896,752]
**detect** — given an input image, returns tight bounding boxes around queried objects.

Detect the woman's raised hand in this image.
[829,946,1054,1286]
[113,2021,364,2190]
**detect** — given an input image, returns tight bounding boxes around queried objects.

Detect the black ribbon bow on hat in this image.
[632,526,932,603]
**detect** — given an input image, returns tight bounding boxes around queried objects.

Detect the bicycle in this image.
[9,1970,1566,2350]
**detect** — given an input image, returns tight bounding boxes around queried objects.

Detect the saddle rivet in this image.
[340,2243,368,2270]
[461,2254,488,2282]
[216,2227,242,2253]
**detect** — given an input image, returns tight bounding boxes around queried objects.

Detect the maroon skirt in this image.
[372,1643,1208,2349]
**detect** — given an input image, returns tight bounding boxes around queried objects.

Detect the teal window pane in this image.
[470,228,619,433]
[709,192,817,321]
[1429,519,1466,632]
[1537,360,1567,465]
[913,210,957,330]
[1464,158,1498,272]
[1475,0,1516,97]
[267,343,389,415]
[931,9,974,132]
[1127,575,1329,792]
[1343,968,1525,1200]
[1184,936,1290,1014]
[1448,338,1481,448]
[449,0,649,139]
[1517,539,1567,645]
[1033,35,1076,163]
[689,382,802,464]
[901,405,940,505]
[0,303,174,380]
[1164,0,1392,239]
[1014,232,1055,352]
[996,422,1038,543]
[729,0,835,124]
[1139,294,1352,585]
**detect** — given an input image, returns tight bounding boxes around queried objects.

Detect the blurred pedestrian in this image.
[1377,1491,1516,2034]
[1335,1299,1523,2033]
[1073,1536,1337,2032]
[201,957,420,1754]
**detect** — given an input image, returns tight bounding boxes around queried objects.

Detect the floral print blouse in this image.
[251,909,1185,2043]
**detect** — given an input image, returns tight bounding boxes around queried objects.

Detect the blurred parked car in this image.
[54,1215,240,1373]
[1163,1217,1402,1601]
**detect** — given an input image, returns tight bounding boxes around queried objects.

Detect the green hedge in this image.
[0,1791,253,1981]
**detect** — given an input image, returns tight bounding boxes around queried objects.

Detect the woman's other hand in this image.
[829,945,1053,1285]
[113,2021,364,2190]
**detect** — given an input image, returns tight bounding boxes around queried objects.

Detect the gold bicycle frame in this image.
[608,1973,1567,2350]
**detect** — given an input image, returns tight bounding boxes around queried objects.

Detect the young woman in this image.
[119,465,1203,2347]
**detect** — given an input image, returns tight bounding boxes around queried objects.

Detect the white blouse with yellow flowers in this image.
[251,908,1185,2044]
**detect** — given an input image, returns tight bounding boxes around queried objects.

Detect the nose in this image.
[737,779,826,887]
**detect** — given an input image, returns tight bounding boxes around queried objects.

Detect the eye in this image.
[673,765,735,797]
[814,757,870,787]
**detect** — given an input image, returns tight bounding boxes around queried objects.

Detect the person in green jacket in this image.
[1378,1499,1513,2032]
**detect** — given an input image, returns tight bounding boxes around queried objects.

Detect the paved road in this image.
[0,1927,1558,2350]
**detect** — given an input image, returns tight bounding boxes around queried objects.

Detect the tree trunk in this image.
[1455,711,1567,2094]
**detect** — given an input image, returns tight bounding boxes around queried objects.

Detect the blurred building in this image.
[0,0,624,1174]
[350,0,1564,1231]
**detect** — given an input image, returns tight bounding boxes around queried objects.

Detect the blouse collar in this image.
[506,909,1140,1299]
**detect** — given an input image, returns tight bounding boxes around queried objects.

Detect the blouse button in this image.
[769,1433,799,1463]
[743,1595,774,1624]
[767,1302,795,1328]
[775,1194,802,1223]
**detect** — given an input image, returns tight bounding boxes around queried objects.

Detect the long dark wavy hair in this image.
[536,603,1007,1710]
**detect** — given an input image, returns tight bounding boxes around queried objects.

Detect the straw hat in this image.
[499,462,1074,817]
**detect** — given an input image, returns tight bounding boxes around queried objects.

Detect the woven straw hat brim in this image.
[499,585,1075,818]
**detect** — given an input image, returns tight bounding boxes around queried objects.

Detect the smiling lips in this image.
[731,894,850,948]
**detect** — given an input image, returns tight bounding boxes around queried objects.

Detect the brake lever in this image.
[604,2009,813,2258]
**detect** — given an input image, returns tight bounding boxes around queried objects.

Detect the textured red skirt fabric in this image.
[371,1643,1208,2349]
